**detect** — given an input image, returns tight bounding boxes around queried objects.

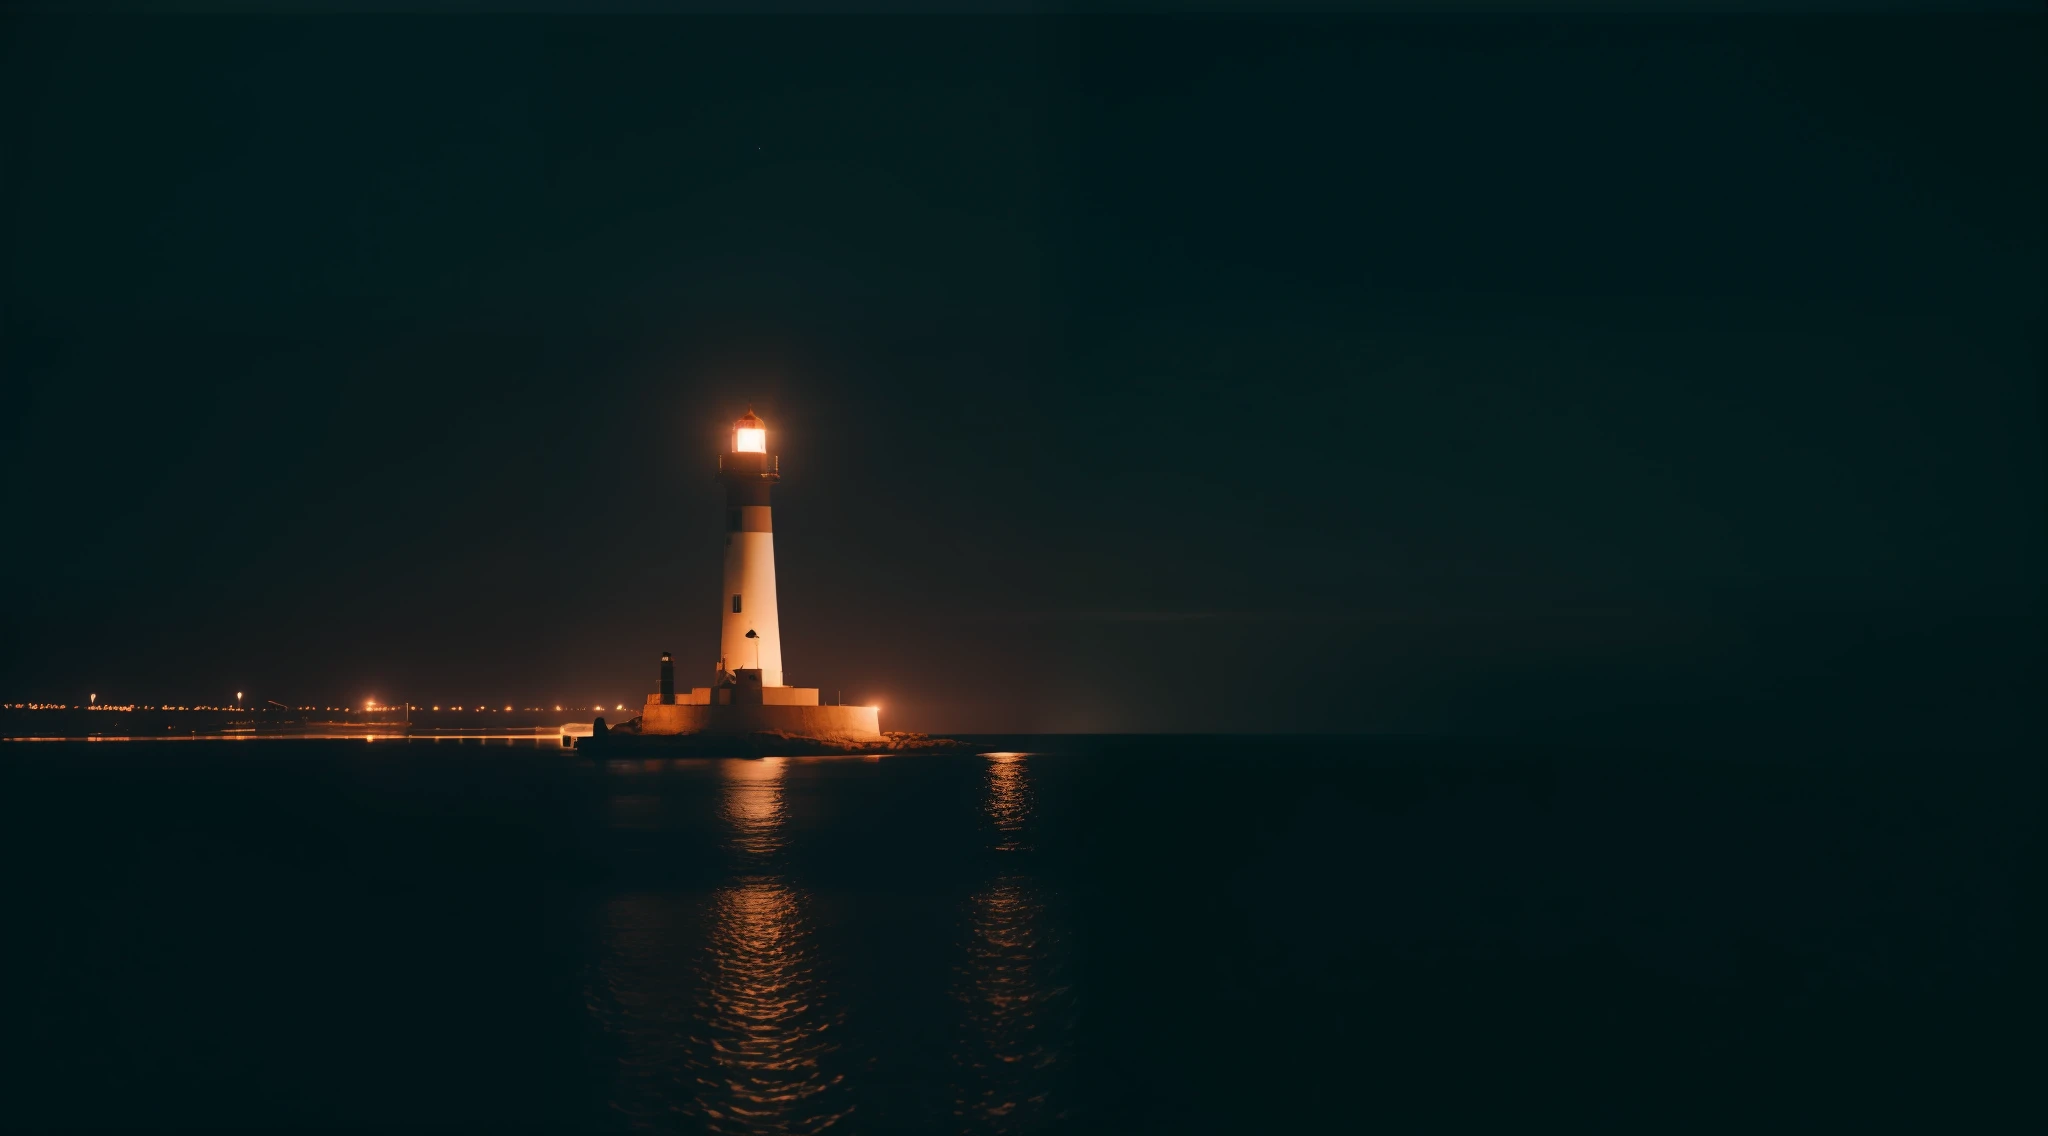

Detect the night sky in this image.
[3,14,2040,739]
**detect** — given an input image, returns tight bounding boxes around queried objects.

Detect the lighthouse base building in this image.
[638,653,879,743]
[638,685,881,744]
[628,408,882,746]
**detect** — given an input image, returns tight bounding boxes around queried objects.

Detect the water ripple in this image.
[984,753,1032,853]
[952,755,1073,1131]
[591,758,851,1134]
[685,877,850,1135]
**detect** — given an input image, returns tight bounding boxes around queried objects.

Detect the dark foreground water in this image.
[2,737,2033,1131]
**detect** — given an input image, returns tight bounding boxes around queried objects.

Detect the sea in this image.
[2,736,2031,1132]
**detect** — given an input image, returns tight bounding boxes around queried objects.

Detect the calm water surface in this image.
[3,738,2031,1131]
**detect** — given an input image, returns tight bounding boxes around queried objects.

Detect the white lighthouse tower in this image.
[718,407,784,686]
[633,405,881,744]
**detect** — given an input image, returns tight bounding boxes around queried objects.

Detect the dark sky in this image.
[3,14,2041,739]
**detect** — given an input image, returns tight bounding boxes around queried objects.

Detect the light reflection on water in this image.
[721,758,791,861]
[689,876,847,1135]
[589,755,1071,1133]
[952,754,1074,1132]
[592,759,851,1135]
[985,753,1031,854]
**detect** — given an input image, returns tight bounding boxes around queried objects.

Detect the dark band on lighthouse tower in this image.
[717,407,783,686]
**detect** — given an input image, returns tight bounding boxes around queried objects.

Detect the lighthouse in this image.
[632,406,882,744]
[718,407,784,686]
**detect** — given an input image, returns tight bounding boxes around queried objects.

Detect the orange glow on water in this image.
[720,757,787,856]
[952,750,1072,1127]
[986,752,1030,852]
[589,754,850,1133]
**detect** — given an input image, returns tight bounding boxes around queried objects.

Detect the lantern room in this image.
[732,408,767,454]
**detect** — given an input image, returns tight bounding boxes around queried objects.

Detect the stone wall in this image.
[637,702,881,742]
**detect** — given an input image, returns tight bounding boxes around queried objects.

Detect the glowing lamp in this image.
[732,407,767,453]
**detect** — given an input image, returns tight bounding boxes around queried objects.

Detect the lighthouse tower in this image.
[717,407,783,686]
[633,406,881,744]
